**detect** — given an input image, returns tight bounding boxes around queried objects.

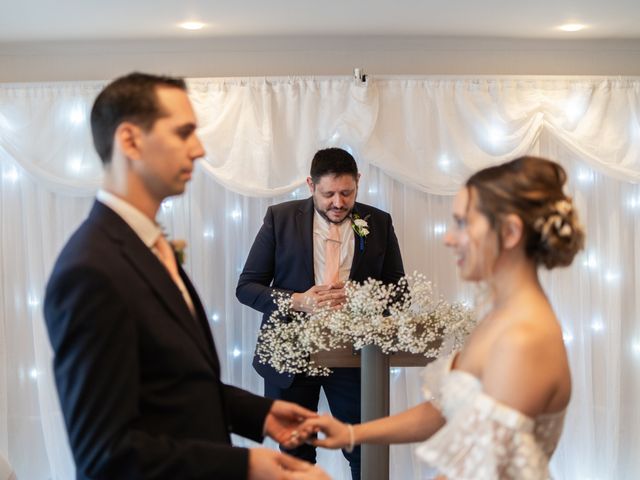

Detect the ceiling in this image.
[2,0,640,42]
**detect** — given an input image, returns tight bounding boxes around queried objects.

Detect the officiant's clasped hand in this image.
[291,282,347,313]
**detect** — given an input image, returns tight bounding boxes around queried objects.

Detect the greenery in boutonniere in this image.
[170,239,187,265]
[351,213,370,238]
[351,213,370,252]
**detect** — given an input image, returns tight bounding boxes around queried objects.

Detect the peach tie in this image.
[154,234,195,315]
[323,222,341,285]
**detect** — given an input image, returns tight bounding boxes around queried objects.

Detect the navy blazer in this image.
[236,198,405,388]
[44,201,273,480]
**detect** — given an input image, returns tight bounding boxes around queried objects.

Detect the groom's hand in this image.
[292,283,346,313]
[248,448,315,480]
[264,400,318,448]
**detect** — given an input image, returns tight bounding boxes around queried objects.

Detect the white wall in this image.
[2,35,640,82]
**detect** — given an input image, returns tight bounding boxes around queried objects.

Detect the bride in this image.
[300,156,585,478]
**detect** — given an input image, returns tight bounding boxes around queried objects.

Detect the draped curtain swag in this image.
[1,76,638,479]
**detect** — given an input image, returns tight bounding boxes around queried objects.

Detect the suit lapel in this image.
[179,268,219,367]
[297,198,315,282]
[91,202,217,370]
[349,204,366,278]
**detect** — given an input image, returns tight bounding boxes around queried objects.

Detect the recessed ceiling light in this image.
[179,21,205,31]
[558,23,586,32]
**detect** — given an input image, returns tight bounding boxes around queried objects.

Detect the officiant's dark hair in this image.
[310,148,359,184]
[90,72,187,164]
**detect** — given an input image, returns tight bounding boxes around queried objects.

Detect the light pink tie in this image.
[154,234,195,315]
[323,223,341,285]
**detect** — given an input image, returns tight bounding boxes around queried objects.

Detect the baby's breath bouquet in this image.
[256,272,475,376]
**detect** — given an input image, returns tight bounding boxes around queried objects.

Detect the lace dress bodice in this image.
[415,354,566,479]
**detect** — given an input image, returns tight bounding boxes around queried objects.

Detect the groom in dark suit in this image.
[44,73,328,480]
[236,148,406,479]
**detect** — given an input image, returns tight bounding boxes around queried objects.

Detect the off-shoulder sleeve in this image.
[416,393,552,480]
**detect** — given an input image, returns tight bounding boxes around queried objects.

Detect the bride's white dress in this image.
[416,354,566,479]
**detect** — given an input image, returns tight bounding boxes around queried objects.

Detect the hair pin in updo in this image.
[533,200,574,241]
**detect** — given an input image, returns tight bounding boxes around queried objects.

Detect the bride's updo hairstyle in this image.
[466,156,585,269]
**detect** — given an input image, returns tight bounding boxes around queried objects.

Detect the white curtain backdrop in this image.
[1,76,639,479]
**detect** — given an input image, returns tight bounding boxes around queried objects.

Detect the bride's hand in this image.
[302,414,352,449]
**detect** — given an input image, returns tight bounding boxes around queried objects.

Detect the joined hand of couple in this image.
[291,283,346,313]
[264,402,348,451]
[249,400,332,479]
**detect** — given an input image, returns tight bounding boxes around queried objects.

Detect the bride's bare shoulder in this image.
[481,310,568,416]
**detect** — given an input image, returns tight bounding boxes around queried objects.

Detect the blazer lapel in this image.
[349,204,366,278]
[92,202,217,369]
[297,198,315,282]
[179,268,220,370]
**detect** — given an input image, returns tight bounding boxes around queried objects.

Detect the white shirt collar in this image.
[96,189,162,248]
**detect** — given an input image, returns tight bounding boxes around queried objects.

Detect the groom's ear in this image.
[500,214,524,250]
[306,177,315,193]
[115,121,143,162]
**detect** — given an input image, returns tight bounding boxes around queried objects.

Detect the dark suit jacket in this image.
[44,201,273,480]
[236,198,405,388]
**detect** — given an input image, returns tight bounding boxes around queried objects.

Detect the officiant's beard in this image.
[313,204,353,225]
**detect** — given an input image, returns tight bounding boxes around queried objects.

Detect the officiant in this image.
[236,147,406,479]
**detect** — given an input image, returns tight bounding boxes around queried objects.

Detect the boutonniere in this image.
[170,239,187,265]
[351,213,370,252]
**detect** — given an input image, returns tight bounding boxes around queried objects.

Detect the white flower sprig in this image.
[256,272,476,376]
[351,213,370,238]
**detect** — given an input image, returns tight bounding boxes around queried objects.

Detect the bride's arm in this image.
[305,401,445,449]
[354,402,446,444]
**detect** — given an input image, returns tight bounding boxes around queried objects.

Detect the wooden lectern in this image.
[311,346,433,480]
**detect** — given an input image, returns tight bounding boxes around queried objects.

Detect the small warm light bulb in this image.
[69,106,85,125]
[433,224,447,236]
[582,253,598,269]
[487,125,505,147]
[604,271,619,283]
[179,21,205,31]
[591,319,604,332]
[438,154,451,170]
[69,157,84,174]
[28,295,40,308]
[577,168,595,184]
[559,23,586,32]
[562,331,574,345]
[3,167,19,183]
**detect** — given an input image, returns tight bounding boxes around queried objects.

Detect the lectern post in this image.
[360,345,390,480]
[310,347,431,480]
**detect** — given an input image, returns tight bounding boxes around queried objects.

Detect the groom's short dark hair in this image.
[90,72,187,165]
[310,148,358,184]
